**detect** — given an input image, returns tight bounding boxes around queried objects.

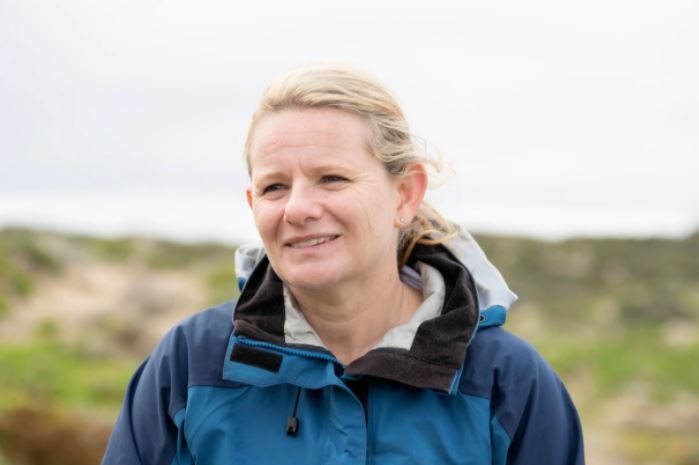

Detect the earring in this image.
[399,217,405,224]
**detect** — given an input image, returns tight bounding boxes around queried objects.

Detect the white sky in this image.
[1,0,697,243]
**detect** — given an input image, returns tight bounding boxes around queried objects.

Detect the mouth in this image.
[286,235,340,249]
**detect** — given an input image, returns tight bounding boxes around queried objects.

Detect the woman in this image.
[102,65,584,464]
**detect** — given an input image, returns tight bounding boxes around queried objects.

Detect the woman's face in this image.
[246,108,404,293]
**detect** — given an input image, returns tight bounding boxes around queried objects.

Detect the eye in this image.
[320,175,348,184]
[261,183,286,194]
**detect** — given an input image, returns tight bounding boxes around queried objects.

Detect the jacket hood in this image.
[235,228,517,329]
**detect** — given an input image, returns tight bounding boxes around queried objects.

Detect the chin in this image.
[277,264,345,292]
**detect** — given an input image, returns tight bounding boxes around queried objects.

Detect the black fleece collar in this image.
[233,243,479,392]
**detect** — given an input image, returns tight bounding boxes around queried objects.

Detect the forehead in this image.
[248,108,372,171]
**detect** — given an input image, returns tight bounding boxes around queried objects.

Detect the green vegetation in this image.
[524,324,699,401]
[0,339,137,465]
[207,260,240,304]
[475,233,699,326]
[146,240,233,269]
[0,229,63,317]
[0,341,136,416]
[620,428,699,465]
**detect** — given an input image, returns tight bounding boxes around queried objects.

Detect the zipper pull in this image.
[285,387,302,436]
[286,416,299,436]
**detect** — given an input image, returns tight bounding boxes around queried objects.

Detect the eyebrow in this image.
[252,162,356,183]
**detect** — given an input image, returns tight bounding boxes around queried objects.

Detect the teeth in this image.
[290,236,335,248]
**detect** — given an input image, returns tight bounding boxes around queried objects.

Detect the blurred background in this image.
[1,0,698,464]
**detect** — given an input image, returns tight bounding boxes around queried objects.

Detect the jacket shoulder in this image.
[101,301,237,465]
[163,300,235,349]
[459,326,547,398]
[124,300,238,422]
[151,300,236,388]
[460,327,585,465]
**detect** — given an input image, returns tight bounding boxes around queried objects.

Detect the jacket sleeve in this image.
[490,333,585,465]
[101,326,190,465]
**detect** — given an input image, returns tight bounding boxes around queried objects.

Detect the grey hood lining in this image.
[283,262,445,351]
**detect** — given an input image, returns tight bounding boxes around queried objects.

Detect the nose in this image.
[283,184,323,225]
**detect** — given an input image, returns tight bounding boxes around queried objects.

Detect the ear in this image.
[245,186,253,209]
[394,163,428,227]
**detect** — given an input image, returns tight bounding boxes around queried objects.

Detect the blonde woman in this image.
[103,65,584,465]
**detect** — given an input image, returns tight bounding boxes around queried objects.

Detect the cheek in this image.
[356,201,397,241]
[252,202,280,239]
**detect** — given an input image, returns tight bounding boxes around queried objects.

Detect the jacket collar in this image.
[235,227,518,327]
[232,243,479,393]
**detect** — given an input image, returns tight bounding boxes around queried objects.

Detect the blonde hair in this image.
[245,64,455,266]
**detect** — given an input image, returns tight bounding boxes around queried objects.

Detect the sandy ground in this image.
[0,263,208,354]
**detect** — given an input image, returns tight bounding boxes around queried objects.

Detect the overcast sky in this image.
[1,0,697,243]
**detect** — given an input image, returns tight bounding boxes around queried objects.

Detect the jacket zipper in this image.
[237,335,340,364]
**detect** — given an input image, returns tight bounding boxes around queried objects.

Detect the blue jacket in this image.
[102,235,584,465]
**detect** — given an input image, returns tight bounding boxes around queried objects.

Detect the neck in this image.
[288,269,422,365]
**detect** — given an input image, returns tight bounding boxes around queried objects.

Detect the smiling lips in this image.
[286,235,340,248]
